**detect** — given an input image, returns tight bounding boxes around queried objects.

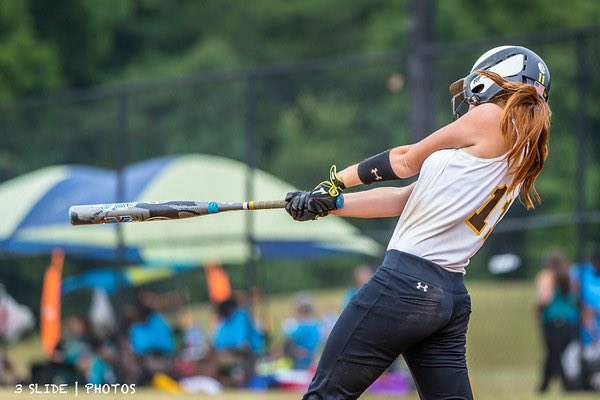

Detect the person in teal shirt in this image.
[283,294,321,370]
[213,298,264,353]
[571,249,600,347]
[535,251,578,392]
[212,297,265,386]
[129,307,176,356]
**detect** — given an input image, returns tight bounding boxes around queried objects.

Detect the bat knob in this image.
[69,206,86,226]
[69,206,78,225]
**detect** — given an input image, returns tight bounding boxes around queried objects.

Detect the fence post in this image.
[574,32,591,390]
[407,0,436,142]
[575,34,589,264]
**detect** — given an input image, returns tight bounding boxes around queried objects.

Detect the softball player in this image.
[285,46,552,399]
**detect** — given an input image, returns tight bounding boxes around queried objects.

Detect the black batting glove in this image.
[285,191,320,221]
[306,165,346,215]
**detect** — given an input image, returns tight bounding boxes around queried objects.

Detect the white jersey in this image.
[387,148,519,274]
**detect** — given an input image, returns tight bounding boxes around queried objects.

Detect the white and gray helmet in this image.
[450,45,550,119]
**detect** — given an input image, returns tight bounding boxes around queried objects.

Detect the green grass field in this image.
[2,281,597,399]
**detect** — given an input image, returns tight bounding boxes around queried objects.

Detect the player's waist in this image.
[380,250,467,293]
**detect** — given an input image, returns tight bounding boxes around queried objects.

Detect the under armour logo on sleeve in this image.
[371,168,382,181]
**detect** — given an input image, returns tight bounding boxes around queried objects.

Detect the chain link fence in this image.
[1,27,598,277]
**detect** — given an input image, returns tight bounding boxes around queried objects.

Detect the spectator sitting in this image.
[172,307,216,378]
[122,305,176,384]
[213,297,264,354]
[30,343,83,385]
[342,265,374,308]
[212,296,264,386]
[62,316,99,364]
[282,293,321,370]
[129,305,176,356]
[96,341,121,382]
[31,315,97,386]
[76,350,115,385]
[176,307,209,361]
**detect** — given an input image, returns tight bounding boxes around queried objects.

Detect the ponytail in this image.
[475,70,551,209]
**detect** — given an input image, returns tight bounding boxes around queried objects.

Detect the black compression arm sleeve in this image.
[357,149,399,185]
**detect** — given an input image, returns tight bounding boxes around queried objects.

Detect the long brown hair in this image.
[475,70,551,209]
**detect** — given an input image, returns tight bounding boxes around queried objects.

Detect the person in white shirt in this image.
[286,45,552,400]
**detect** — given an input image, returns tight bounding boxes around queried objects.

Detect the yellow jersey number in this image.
[465,185,512,241]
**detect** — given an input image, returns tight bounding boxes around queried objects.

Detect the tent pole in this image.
[114,92,129,340]
[243,73,258,317]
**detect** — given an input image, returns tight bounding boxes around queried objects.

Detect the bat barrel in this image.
[69,199,287,225]
[69,204,141,226]
[69,201,204,225]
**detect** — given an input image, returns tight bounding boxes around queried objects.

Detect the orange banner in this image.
[40,249,64,356]
[205,262,231,303]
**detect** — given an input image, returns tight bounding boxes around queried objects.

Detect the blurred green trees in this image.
[1,0,599,94]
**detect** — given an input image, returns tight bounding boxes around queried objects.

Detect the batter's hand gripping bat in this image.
[69,200,287,226]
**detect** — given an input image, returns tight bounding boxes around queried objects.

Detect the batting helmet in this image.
[450,45,550,119]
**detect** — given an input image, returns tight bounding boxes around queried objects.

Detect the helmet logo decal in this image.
[538,62,546,74]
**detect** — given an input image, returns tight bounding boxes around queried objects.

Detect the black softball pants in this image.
[303,250,473,400]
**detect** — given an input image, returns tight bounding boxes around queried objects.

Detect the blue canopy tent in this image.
[0,154,380,266]
[61,265,199,296]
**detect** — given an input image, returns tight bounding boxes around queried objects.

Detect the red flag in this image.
[40,249,64,356]
[204,262,231,303]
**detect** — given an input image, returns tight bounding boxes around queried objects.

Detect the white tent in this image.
[0,154,380,266]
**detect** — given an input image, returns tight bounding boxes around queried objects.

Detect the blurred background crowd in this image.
[1,253,600,394]
[1,265,393,394]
